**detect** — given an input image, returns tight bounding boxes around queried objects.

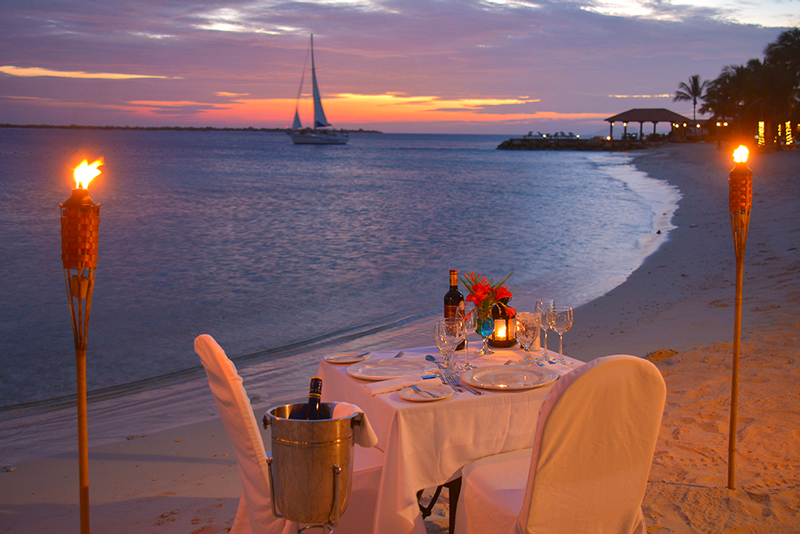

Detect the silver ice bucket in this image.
[263,402,361,526]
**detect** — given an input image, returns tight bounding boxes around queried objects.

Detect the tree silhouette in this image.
[683,28,800,147]
[673,74,708,123]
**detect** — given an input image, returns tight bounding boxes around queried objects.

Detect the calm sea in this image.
[0,128,679,412]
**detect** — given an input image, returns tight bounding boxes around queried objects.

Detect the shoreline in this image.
[1,143,798,532]
[569,142,799,360]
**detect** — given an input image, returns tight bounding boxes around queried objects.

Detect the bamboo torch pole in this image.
[61,159,103,534]
[727,146,752,490]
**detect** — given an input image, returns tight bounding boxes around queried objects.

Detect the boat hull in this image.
[289,129,349,145]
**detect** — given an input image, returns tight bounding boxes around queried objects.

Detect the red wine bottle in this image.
[444,270,465,350]
[304,377,323,420]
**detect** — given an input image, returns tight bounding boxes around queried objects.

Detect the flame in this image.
[733,146,749,164]
[73,158,104,189]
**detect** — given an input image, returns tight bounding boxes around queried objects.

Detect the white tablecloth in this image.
[318,345,581,534]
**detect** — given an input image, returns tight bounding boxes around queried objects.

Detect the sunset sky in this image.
[0,1,794,135]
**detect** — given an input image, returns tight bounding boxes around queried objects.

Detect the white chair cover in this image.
[195,334,384,534]
[456,355,665,534]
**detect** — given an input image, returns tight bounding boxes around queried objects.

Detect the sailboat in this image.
[288,35,349,145]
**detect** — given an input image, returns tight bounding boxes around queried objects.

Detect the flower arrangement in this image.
[460,271,516,319]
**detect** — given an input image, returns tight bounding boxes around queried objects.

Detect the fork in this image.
[432,359,483,395]
[425,355,466,392]
[445,369,483,395]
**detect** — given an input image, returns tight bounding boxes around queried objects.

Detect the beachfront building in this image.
[606,108,692,141]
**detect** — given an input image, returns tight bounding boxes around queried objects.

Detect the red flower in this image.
[467,283,491,306]
[495,285,512,301]
[460,272,514,318]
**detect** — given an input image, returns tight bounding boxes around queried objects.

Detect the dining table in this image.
[318,345,582,534]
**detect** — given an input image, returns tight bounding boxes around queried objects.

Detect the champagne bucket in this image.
[264,402,359,525]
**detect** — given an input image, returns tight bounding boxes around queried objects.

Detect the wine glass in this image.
[546,306,574,364]
[515,312,540,365]
[457,305,476,370]
[435,318,464,369]
[473,308,494,355]
[535,299,555,362]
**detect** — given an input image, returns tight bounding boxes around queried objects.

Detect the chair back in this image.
[195,334,285,534]
[519,355,665,534]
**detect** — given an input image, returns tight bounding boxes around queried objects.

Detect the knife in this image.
[411,384,438,398]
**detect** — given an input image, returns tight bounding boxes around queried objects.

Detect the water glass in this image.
[435,318,464,369]
[515,312,540,365]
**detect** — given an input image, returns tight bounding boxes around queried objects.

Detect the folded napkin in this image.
[332,402,379,448]
[363,374,427,396]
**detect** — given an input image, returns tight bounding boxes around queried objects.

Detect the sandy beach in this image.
[2,142,798,533]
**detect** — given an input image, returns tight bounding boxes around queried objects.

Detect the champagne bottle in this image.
[304,376,323,420]
[444,270,466,350]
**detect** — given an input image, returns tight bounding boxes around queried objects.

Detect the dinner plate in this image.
[461,365,558,391]
[324,352,370,364]
[399,385,454,402]
[346,359,438,381]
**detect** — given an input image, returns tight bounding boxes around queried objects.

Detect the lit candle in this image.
[495,321,507,340]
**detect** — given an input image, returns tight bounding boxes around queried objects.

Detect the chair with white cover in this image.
[455,354,666,534]
[195,334,384,534]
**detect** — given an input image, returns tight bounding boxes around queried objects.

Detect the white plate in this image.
[461,365,558,391]
[324,352,370,364]
[346,359,438,381]
[399,385,454,402]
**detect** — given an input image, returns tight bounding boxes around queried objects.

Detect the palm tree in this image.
[764,28,800,83]
[673,74,709,124]
[764,28,800,129]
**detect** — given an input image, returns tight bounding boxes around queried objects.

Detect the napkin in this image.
[363,374,427,396]
[332,402,378,448]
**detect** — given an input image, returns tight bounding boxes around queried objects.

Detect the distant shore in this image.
[0,123,383,134]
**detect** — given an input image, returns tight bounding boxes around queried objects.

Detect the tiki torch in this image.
[727,145,752,490]
[61,158,103,534]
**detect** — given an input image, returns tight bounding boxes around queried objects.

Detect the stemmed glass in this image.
[457,306,476,370]
[535,299,555,362]
[515,312,540,365]
[435,318,465,369]
[546,306,574,364]
[473,308,494,355]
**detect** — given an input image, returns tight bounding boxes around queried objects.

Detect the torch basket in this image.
[264,403,359,529]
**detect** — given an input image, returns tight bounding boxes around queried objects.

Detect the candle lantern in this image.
[488,304,517,347]
[726,146,752,491]
[61,158,103,534]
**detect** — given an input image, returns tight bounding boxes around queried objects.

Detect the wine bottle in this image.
[304,376,323,420]
[444,270,466,350]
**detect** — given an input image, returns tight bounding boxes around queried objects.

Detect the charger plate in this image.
[461,365,558,391]
[347,359,438,381]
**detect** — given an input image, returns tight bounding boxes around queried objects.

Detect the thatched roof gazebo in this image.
[605,108,691,140]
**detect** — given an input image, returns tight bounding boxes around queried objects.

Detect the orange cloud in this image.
[0,65,174,80]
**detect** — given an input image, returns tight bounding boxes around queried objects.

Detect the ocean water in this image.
[0,128,679,413]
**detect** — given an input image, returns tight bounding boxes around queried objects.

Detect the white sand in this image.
[1,142,798,533]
